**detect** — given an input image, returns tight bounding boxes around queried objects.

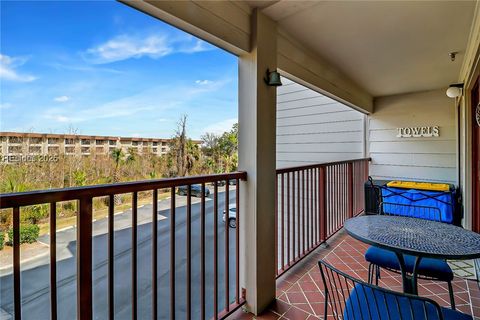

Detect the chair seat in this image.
[345,284,471,320]
[365,246,453,281]
[442,308,473,320]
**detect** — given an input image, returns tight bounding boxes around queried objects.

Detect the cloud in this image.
[195,80,212,85]
[189,79,229,95]
[178,39,212,54]
[54,95,70,103]
[0,54,37,82]
[49,62,123,74]
[83,33,215,64]
[41,77,227,129]
[0,103,13,110]
[42,83,205,124]
[43,95,155,124]
[203,118,237,135]
[51,115,71,123]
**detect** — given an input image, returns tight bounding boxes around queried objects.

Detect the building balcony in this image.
[2,158,478,319]
[2,1,480,318]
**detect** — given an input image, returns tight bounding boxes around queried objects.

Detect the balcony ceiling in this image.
[247,0,476,97]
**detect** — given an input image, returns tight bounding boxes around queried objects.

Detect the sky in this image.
[0,0,238,139]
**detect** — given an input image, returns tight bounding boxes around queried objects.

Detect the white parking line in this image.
[138,205,144,209]
[37,240,50,247]
[57,226,74,232]
[114,211,123,215]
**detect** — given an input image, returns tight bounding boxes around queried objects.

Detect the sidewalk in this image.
[0,242,49,272]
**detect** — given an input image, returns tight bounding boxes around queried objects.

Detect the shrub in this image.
[6,224,40,246]
[0,209,11,232]
[21,204,49,225]
[0,231,4,250]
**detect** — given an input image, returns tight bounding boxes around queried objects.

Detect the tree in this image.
[111,148,124,204]
[111,148,124,183]
[175,115,188,176]
[201,132,220,157]
[126,147,137,164]
[201,123,238,173]
[167,115,199,177]
[218,123,238,171]
[72,170,87,186]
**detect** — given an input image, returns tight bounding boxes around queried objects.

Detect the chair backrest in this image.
[318,260,444,320]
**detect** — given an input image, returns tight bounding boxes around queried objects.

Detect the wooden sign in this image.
[396,126,439,138]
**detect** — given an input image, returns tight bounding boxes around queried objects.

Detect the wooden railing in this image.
[1,158,371,318]
[275,158,370,277]
[0,172,247,320]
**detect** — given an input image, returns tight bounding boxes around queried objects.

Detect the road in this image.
[0,189,238,320]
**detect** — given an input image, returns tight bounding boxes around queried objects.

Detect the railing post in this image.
[348,162,354,218]
[275,175,278,275]
[13,207,21,320]
[319,167,327,242]
[77,197,93,320]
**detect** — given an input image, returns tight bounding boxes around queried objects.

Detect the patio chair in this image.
[365,202,456,309]
[318,259,472,320]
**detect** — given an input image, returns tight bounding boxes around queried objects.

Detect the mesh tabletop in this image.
[344,215,480,260]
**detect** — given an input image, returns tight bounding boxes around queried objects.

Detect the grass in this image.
[38,191,171,236]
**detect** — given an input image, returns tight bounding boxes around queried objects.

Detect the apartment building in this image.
[0,132,200,159]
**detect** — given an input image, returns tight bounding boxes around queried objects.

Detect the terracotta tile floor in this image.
[228,230,480,319]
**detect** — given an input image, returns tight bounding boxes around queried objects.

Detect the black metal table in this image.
[344,215,480,294]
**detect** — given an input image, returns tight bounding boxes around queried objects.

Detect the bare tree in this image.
[177,115,187,176]
[167,115,199,177]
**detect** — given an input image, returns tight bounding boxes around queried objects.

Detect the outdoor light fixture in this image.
[446,83,463,98]
[449,52,458,62]
[264,69,282,86]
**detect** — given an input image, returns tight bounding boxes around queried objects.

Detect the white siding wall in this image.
[276,78,365,168]
[368,89,457,184]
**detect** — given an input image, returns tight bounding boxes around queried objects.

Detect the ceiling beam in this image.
[460,1,480,89]
[277,28,374,113]
[121,0,251,55]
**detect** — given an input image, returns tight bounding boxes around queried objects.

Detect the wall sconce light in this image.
[446,83,463,98]
[264,69,282,86]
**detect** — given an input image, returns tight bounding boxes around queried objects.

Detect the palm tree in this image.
[111,148,124,204]
[126,147,136,164]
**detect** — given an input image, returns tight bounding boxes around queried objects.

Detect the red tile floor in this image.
[228,230,480,319]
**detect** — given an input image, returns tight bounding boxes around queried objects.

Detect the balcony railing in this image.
[275,158,370,276]
[1,158,370,319]
[0,172,247,320]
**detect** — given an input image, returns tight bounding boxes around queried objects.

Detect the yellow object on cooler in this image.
[386,180,450,192]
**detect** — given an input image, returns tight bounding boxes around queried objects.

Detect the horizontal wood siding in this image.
[277,78,365,168]
[368,89,457,184]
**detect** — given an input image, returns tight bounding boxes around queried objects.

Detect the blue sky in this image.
[0,0,238,139]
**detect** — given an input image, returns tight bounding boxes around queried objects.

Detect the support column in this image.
[238,9,277,315]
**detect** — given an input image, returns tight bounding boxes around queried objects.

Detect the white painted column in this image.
[238,9,277,315]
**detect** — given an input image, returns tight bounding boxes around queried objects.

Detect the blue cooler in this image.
[381,187,456,224]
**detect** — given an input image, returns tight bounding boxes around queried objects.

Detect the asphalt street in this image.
[0,188,238,320]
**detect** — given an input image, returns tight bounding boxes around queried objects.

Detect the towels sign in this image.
[396,126,439,138]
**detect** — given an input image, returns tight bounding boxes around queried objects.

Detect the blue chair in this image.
[318,259,472,320]
[366,202,456,309]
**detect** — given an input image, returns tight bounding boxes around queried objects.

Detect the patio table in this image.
[344,215,480,295]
